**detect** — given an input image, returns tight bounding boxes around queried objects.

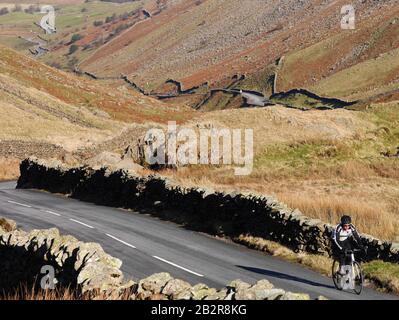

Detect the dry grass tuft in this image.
[276,193,399,240]
[159,102,399,241]
[1,285,83,301]
[0,158,20,181]
[165,164,399,241]
[1,284,134,300]
[363,261,399,294]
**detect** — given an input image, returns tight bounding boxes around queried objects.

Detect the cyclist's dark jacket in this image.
[332,223,362,252]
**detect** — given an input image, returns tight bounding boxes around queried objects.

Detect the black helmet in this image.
[341,215,352,225]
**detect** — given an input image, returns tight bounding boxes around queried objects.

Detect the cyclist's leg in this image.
[331,245,343,275]
[338,252,346,275]
[339,240,351,275]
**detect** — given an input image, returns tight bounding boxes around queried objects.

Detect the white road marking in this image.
[152,255,204,277]
[7,200,32,208]
[106,234,136,249]
[69,218,94,229]
[43,210,61,217]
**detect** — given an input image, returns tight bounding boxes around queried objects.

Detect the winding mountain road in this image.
[0,181,396,300]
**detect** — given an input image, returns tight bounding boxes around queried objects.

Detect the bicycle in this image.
[332,248,366,295]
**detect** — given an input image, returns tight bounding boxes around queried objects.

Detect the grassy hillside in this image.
[2,0,396,108]
[278,9,399,100]
[0,0,146,69]
[162,102,399,241]
[79,0,398,92]
[310,48,399,100]
[0,44,193,178]
[0,44,191,123]
[0,36,32,51]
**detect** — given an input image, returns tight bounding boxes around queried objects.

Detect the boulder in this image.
[203,289,228,300]
[139,273,173,295]
[279,292,311,300]
[232,279,275,300]
[78,259,124,292]
[162,279,192,299]
[228,279,251,291]
[228,279,252,300]
[191,283,217,300]
[249,279,276,300]
[251,279,274,290]
[174,290,193,300]
[0,217,17,233]
[389,242,399,256]
[262,288,286,300]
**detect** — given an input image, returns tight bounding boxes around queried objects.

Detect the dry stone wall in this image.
[0,217,321,300]
[17,158,399,263]
[0,218,124,295]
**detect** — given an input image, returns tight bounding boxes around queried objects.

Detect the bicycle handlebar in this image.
[345,249,360,254]
[344,246,368,256]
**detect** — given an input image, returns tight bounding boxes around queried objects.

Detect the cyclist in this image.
[332,215,364,275]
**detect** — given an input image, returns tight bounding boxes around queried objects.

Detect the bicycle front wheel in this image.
[353,261,364,295]
[332,259,343,291]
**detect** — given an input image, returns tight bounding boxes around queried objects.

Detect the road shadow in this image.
[236,265,335,290]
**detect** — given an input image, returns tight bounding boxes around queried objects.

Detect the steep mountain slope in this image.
[79,0,398,101]
[0,44,192,163]
[2,0,396,109]
[278,7,399,101]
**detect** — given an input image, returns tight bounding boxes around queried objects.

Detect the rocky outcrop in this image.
[17,158,399,263]
[0,217,319,300]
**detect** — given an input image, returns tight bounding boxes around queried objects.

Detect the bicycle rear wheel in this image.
[353,261,364,295]
[332,259,343,291]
